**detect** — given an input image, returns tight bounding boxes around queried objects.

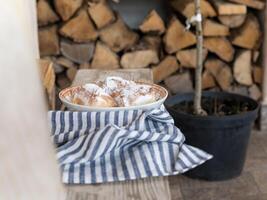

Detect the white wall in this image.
[0,1,66,199]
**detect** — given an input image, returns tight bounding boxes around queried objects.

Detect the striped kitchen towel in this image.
[48,106,212,184]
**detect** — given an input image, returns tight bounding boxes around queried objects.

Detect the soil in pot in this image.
[165,92,259,181]
[173,95,253,116]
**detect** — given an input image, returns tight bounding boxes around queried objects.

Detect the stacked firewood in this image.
[37,0,265,105]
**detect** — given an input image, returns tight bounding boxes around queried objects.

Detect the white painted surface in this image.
[0,1,66,199]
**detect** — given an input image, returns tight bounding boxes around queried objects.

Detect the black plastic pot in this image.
[165,92,259,181]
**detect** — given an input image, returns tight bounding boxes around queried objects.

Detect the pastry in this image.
[71,83,117,107]
[68,77,161,107]
[104,77,159,107]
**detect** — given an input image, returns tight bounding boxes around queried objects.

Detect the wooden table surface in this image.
[67,69,171,200]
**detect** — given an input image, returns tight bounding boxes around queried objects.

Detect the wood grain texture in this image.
[211,0,247,15]
[67,177,171,200]
[72,69,154,85]
[218,14,246,28]
[68,69,171,200]
[228,0,265,10]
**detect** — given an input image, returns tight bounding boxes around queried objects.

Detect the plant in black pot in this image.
[165,0,259,181]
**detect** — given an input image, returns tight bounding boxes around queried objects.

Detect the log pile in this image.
[37,0,265,107]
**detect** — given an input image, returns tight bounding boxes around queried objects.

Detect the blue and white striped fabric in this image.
[48,106,212,184]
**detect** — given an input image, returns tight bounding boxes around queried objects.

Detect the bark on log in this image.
[253,65,263,84]
[252,51,260,63]
[142,36,162,53]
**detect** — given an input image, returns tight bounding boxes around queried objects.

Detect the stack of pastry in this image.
[69,77,160,107]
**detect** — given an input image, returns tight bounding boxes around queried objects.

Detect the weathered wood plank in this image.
[72,69,154,85]
[67,177,171,200]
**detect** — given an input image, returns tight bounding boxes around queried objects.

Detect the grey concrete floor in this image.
[169,130,267,200]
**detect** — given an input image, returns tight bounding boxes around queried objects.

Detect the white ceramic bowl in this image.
[59,83,168,112]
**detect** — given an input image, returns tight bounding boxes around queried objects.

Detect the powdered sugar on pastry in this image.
[68,77,161,107]
[72,83,117,107]
[103,77,159,107]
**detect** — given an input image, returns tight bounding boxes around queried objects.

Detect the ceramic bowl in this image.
[59,83,168,111]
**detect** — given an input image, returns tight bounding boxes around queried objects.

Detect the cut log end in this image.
[205,59,233,90]
[37,0,59,26]
[170,0,217,18]
[99,16,139,52]
[164,72,193,94]
[228,0,265,10]
[55,0,83,21]
[211,0,247,15]
[202,70,216,89]
[234,50,253,86]
[218,14,246,28]
[91,42,120,69]
[231,13,262,50]
[203,19,230,36]
[163,17,196,54]
[152,56,179,83]
[88,1,116,29]
[204,37,235,62]
[121,49,159,69]
[139,10,166,35]
[59,10,98,43]
[60,40,95,64]
[176,48,208,68]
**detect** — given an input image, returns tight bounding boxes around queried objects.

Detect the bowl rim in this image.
[59,82,168,111]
